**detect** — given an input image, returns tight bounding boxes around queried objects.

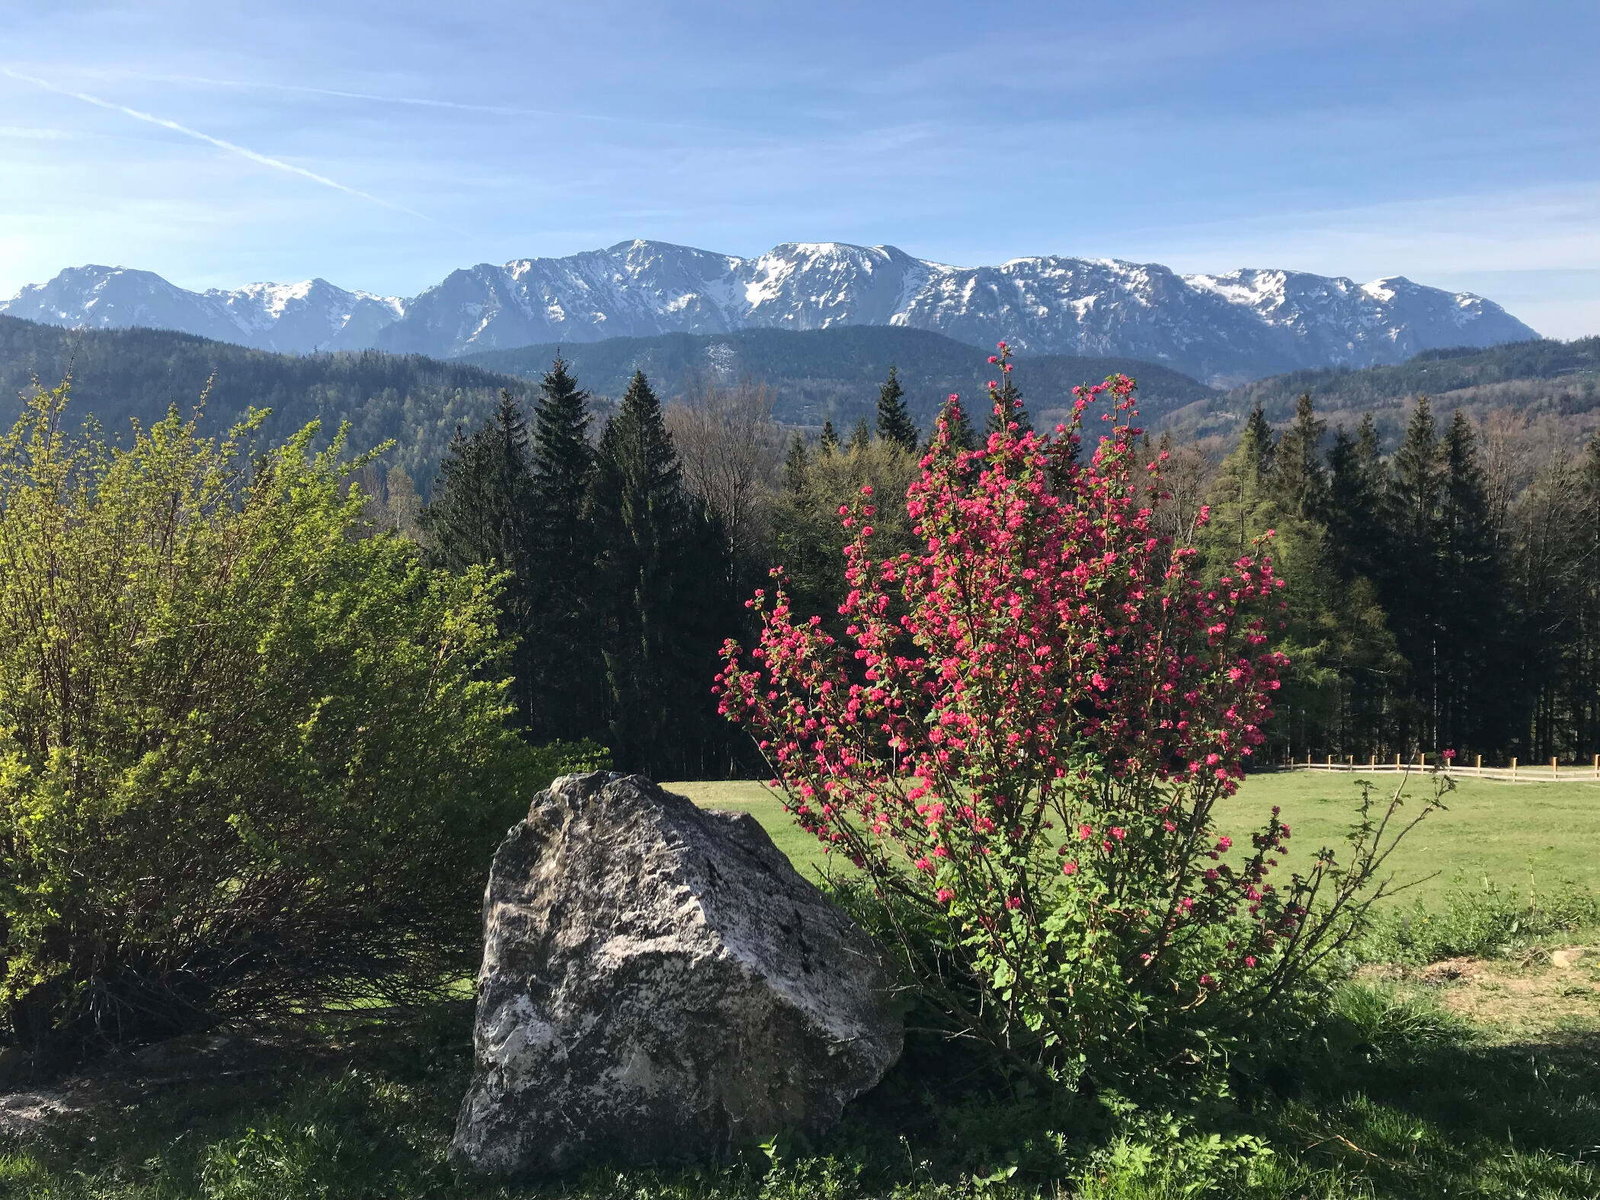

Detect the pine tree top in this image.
[847,416,873,453]
[783,431,809,495]
[876,365,920,450]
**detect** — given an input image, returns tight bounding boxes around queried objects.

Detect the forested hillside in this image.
[1169,337,1600,441]
[0,316,1215,486]
[461,325,1217,427]
[0,314,530,484]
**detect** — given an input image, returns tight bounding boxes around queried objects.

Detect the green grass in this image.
[3,978,1597,1199]
[1,776,1594,1198]
[665,772,1600,907]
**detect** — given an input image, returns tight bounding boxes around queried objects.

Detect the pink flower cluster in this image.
[716,348,1295,1014]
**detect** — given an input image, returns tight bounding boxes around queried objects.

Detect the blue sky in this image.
[2,0,1597,336]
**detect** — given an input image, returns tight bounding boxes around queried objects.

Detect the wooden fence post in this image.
[1553,756,1560,778]
[1593,753,1598,779]
[1511,756,1517,779]
[1475,754,1482,774]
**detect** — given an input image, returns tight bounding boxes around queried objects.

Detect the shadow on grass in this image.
[1244,987,1600,1199]
[1,990,1597,1200]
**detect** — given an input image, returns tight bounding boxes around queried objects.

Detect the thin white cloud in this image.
[67,68,736,137]
[0,124,74,140]
[0,67,431,221]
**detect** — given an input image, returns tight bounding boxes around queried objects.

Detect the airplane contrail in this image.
[75,68,738,136]
[1,66,432,220]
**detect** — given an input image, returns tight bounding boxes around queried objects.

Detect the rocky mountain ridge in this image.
[2,241,1539,384]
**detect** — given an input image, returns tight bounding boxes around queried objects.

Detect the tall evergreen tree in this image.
[1201,409,1403,760]
[523,356,600,741]
[529,356,592,530]
[1575,437,1600,754]
[1384,398,1445,749]
[1272,394,1329,519]
[782,431,810,495]
[774,430,831,618]
[819,419,840,453]
[588,371,731,776]
[875,366,919,450]
[1318,416,1407,750]
[847,416,873,453]
[419,391,537,721]
[1207,402,1278,557]
[1240,403,1276,478]
[1436,411,1515,753]
[1324,414,1390,586]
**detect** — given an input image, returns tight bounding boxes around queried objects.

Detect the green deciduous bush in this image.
[0,386,591,1065]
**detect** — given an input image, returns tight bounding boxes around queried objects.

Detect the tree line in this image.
[415,351,1600,773]
[419,361,741,779]
[1192,394,1600,761]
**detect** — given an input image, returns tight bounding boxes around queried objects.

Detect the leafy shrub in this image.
[1359,880,1600,964]
[0,386,591,1064]
[719,353,1439,1086]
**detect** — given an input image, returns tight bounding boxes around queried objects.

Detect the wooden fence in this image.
[1273,753,1600,784]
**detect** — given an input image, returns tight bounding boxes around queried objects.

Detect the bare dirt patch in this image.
[1365,947,1600,1044]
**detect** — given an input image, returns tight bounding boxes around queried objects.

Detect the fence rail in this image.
[1270,755,1600,784]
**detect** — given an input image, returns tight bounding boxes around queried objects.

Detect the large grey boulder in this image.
[451,772,903,1177]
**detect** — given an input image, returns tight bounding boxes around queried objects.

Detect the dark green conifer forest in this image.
[416,351,1600,771]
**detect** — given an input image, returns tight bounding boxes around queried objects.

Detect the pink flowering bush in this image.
[718,347,1437,1082]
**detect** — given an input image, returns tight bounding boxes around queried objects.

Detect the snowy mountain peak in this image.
[2,268,406,353]
[2,244,1539,384]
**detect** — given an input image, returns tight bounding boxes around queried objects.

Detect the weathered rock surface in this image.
[451,772,902,1177]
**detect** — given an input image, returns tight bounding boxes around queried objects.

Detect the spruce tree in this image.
[529,356,593,530]
[1240,403,1276,478]
[773,430,834,631]
[782,431,810,495]
[1316,418,1404,754]
[1437,411,1514,752]
[1208,403,1277,557]
[1271,394,1328,519]
[588,371,731,776]
[1576,437,1600,753]
[1325,414,1390,586]
[1385,398,1444,750]
[819,419,840,453]
[847,416,874,453]
[524,356,600,742]
[875,366,919,450]
[419,391,537,722]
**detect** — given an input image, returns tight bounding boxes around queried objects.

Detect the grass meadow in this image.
[1,769,1596,1199]
[668,770,1600,907]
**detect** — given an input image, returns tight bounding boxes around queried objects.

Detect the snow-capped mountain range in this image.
[0,241,1539,384]
[0,265,405,356]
